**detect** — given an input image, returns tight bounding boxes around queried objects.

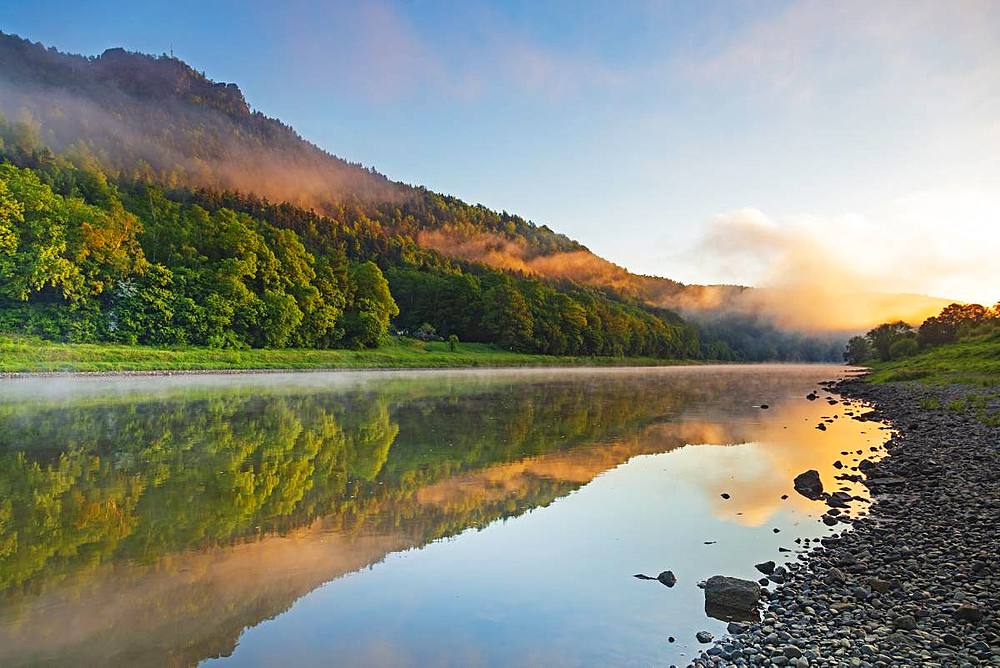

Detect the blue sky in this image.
[3,1,998,302]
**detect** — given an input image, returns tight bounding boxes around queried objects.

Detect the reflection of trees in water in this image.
[0,375,704,596]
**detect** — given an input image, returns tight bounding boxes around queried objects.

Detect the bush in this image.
[414,322,438,341]
[889,337,919,360]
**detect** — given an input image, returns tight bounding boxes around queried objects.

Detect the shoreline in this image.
[0,361,856,381]
[691,377,1000,667]
[0,362,704,380]
[0,334,717,376]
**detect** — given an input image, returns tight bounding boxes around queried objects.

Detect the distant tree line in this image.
[844,302,1000,364]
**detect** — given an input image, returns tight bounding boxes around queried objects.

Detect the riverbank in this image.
[0,334,694,374]
[866,331,1000,386]
[692,378,1000,667]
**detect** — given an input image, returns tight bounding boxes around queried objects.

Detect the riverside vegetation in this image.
[844,301,1000,386]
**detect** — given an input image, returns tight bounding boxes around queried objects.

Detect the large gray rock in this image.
[793,469,824,499]
[704,575,762,613]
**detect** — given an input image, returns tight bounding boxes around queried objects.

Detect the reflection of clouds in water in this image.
[0,525,414,667]
[656,398,888,528]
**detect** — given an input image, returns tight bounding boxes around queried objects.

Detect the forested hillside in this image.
[0,32,843,360]
[0,117,701,357]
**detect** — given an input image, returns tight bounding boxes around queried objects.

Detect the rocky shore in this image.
[692,379,1000,667]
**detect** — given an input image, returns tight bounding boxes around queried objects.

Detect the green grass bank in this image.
[0,335,696,374]
[866,331,1000,386]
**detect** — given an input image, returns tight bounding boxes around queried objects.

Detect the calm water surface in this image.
[0,365,888,667]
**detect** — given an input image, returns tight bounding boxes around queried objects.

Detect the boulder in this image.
[704,575,761,613]
[793,470,824,499]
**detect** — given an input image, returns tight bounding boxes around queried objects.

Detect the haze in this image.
[4,0,998,304]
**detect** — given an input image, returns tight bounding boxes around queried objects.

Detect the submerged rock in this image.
[657,570,677,587]
[696,630,714,643]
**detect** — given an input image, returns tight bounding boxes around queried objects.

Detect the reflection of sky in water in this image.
[0,365,887,667]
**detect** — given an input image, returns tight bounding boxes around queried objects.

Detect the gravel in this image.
[690,379,1000,667]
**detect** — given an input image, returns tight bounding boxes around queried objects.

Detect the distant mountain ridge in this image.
[0,32,950,336]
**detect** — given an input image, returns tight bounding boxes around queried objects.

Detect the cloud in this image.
[684,198,998,330]
[681,0,1000,107]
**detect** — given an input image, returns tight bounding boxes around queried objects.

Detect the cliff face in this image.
[93,46,252,117]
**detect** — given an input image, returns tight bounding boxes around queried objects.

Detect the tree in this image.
[938,303,989,327]
[843,336,870,365]
[917,316,956,347]
[866,321,913,362]
[0,178,20,256]
[0,164,83,301]
[482,279,534,351]
[344,262,398,348]
[106,265,184,345]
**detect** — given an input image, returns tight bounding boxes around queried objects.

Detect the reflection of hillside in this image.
[0,427,697,667]
[0,366,858,666]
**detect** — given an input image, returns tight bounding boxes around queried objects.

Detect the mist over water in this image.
[0,365,887,667]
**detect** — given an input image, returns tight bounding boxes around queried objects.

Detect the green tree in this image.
[843,336,870,365]
[344,261,398,347]
[482,279,534,351]
[866,321,914,362]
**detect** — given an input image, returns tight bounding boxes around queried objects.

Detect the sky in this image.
[2,0,998,303]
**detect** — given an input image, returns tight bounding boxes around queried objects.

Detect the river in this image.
[0,365,887,667]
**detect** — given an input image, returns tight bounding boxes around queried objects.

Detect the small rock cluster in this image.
[691,380,1000,667]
